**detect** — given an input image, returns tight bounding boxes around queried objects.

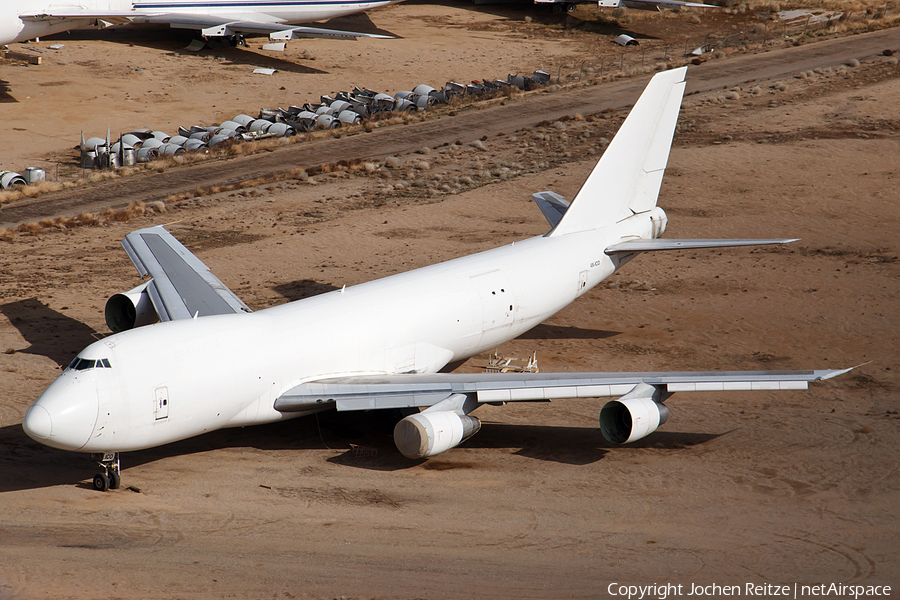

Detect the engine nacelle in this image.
[394,410,481,459]
[105,282,159,333]
[600,396,669,444]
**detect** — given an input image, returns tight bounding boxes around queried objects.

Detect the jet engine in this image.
[394,409,481,459]
[105,282,159,333]
[599,384,669,444]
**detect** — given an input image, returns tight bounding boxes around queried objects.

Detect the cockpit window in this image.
[66,358,112,371]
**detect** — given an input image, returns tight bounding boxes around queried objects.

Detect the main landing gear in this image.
[92,452,121,492]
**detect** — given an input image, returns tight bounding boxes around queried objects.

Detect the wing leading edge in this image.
[121,226,250,322]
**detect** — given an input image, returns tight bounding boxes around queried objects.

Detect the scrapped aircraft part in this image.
[329,100,351,114]
[233,114,255,127]
[110,142,133,153]
[0,171,26,188]
[97,151,120,170]
[253,68,277,75]
[121,148,137,166]
[483,350,539,374]
[615,34,639,46]
[141,138,164,150]
[159,143,185,156]
[122,133,143,147]
[81,150,97,168]
[218,121,245,132]
[134,147,153,163]
[248,119,273,133]
[290,111,318,131]
[208,134,232,147]
[84,137,107,150]
[394,410,481,459]
[135,147,159,162]
[412,84,435,96]
[105,282,159,333]
[24,167,46,184]
[532,69,551,84]
[167,135,189,147]
[316,114,339,129]
[150,131,170,141]
[337,110,362,125]
[599,383,670,444]
[182,139,208,151]
[372,93,395,112]
[265,123,294,137]
[393,97,417,112]
[189,131,210,142]
[508,74,528,91]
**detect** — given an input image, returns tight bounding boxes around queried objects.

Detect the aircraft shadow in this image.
[271,279,340,301]
[517,323,619,340]
[0,298,101,367]
[0,409,722,492]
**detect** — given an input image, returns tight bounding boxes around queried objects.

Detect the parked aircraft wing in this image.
[532,191,570,228]
[129,14,394,39]
[121,226,250,322]
[605,238,799,255]
[274,369,850,412]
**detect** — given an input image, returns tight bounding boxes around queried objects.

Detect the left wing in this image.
[121,226,250,322]
[275,369,850,412]
[275,369,850,457]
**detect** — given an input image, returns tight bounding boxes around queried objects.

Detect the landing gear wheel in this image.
[92,452,121,492]
[566,3,577,12]
[93,472,110,492]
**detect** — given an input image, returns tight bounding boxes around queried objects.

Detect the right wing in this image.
[121,226,250,322]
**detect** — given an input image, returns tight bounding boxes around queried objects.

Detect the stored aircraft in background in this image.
[0,0,397,47]
[22,67,848,491]
[536,0,716,14]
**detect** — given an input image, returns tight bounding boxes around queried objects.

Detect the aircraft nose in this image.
[23,377,99,451]
[22,405,52,439]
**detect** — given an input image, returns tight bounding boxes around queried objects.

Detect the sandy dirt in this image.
[1,3,899,600]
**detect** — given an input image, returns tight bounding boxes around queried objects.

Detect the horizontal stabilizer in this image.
[274,369,849,413]
[605,238,799,255]
[532,191,570,228]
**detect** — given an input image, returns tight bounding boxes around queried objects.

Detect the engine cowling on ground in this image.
[599,396,669,444]
[394,410,481,459]
[105,282,159,333]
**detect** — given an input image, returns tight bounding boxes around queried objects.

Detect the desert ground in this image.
[0,2,899,599]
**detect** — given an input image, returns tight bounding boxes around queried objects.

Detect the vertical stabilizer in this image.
[549,67,687,237]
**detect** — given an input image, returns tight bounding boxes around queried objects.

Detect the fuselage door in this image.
[154,386,169,420]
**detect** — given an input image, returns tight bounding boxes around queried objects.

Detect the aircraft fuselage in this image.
[26,209,663,453]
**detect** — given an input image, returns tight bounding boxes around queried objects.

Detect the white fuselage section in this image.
[1,0,392,45]
[26,208,665,453]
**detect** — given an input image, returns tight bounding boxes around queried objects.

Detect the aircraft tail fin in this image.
[549,67,687,237]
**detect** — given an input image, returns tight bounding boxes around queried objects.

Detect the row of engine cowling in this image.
[79,69,553,169]
[80,114,296,168]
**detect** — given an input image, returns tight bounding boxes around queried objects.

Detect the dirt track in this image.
[2,27,898,229]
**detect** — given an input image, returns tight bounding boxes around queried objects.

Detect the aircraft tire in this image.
[109,470,121,490]
[93,472,110,492]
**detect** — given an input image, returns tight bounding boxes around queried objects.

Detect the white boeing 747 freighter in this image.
[22,68,849,491]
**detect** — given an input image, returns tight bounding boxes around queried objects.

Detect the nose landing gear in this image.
[92,452,121,492]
